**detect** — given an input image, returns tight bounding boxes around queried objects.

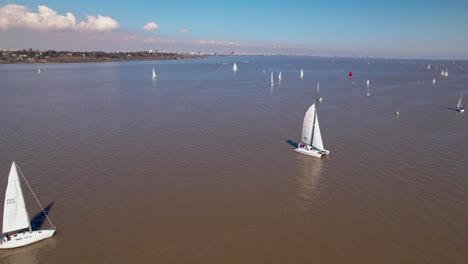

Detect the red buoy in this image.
[349,71,353,78]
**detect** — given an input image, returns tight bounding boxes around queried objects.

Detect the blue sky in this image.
[1,0,468,58]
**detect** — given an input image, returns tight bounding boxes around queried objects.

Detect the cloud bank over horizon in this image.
[0,4,119,32]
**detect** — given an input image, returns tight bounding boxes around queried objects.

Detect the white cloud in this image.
[178,28,189,33]
[0,4,119,32]
[142,22,159,31]
[77,15,119,32]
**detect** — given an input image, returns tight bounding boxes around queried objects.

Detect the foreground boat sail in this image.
[152,68,157,80]
[0,162,55,249]
[294,104,330,158]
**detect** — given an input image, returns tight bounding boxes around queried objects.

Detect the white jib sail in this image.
[458,94,463,108]
[3,162,30,233]
[232,63,237,71]
[312,114,325,150]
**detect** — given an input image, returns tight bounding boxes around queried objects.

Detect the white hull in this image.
[457,108,465,112]
[316,97,323,102]
[294,144,329,158]
[0,230,55,249]
[366,93,370,97]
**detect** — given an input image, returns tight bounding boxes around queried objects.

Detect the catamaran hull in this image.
[0,230,55,249]
[294,148,323,158]
[457,108,465,112]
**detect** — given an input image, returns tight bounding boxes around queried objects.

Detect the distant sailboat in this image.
[278,72,282,81]
[427,64,431,70]
[232,63,238,72]
[37,67,41,74]
[395,108,400,116]
[300,69,304,79]
[441,69,445,76]
[294,103,330,158]
[270,72,274,86]
[0,162,55,249]
[152,68,156,80]
[456,93,464,112]
[366,80,370,97]
[444,69,448,78]
[432,78,436,85]
[316,82,322,102]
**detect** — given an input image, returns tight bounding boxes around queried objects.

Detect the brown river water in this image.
[0,56,466,263]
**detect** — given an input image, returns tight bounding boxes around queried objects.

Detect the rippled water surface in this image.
[0,57,467,263]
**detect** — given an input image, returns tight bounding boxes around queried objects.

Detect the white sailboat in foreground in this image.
[366,80,370,97]
[270,72,274,86]
[232,63,238,72]
[300,69,304,79]
[316,82,322,102]
[152,68,156,80]
[294,104,330,158]
[0,162,55,249]
[456,93,464,112]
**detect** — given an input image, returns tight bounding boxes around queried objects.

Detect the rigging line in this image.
[15,163,56,230]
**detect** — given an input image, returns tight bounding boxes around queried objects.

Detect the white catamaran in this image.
[294,104,330,158]
[232,63,238,72]
[152,68,157,80]
[316,82,322,102]
[0,162,55,249]
[270,72,274,86]
[456,93,464,112]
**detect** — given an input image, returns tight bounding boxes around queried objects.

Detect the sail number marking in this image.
[6,198,15,204]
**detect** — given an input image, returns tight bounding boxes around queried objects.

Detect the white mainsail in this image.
[457,94,463,109]
[316,82,320,97]
[366,80,370,96]
[3,162,30,234]
[232,63,237,72]
[441,70,445,76]
[301,104,315,145]
[427,64,431,70]
[300,69,304,79]
[278,72,282,80]
[152,68,156,80]
[301,104,325,150]
[270,72,274,86]
[432,78,436,85]
[37,68,41,74]
[444,69,448,77]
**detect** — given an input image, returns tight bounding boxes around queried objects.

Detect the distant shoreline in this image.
[0,50,204,64]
